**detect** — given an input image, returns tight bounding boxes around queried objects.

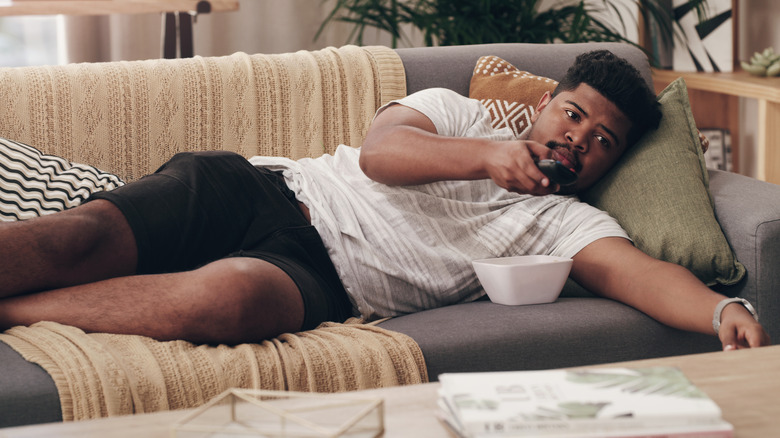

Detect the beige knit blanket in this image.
[0,319,427,421]
[0,45,406,181]
[0,44,418,421]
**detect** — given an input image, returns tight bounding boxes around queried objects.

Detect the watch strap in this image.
[712,297,758,335]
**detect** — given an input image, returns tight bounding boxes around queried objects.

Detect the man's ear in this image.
[530,91,552,124]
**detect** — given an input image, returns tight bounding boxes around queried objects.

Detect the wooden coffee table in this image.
[2,346,778,437]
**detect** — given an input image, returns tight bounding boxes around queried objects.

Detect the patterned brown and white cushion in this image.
[469,55,558,137]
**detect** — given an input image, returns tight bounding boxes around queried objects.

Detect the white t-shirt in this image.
[250,88,628,320]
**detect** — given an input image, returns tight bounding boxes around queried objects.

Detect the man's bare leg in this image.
[0,200,137,297]
[0,257,305,344]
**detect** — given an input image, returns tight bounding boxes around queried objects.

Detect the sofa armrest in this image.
[708,169,780,343]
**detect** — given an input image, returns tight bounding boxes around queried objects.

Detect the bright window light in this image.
[0,15,61,67]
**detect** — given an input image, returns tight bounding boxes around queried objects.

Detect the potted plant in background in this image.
[316,0,711,67]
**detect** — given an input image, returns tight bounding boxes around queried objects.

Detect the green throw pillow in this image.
[580,78,744,286]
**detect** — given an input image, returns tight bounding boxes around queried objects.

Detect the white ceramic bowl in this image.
[472,255,573,306]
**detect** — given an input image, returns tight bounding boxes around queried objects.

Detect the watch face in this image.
[742,299,759,320]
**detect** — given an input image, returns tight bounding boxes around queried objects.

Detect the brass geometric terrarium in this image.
[171,389,384,438]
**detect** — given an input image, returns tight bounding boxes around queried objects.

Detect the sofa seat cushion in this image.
[378,298,721,381]
[0,342,61,427]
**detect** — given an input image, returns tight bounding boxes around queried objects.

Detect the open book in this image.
[438,367,733,437]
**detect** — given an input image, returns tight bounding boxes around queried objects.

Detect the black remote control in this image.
[537,159,577,186]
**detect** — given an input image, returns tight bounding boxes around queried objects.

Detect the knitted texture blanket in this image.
[0,45,406,181]
[0,44,418,422]
[0,320,427,421]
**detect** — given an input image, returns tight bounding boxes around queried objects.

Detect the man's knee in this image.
[2,199,138,292]
[193,258,305,342]
[53,199,138,273]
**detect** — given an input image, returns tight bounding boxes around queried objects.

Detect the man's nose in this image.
[565,131,588,153]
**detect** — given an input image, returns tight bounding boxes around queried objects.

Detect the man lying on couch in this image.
[0,50,770,351]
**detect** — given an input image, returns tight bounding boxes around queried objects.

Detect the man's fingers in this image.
[745,326,771,348]
[487,140,560,195]
[525,140,555,160]
[720,323,771,350]
[719,326,739,351]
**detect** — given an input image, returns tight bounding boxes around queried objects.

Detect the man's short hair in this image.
[552,50,662,147]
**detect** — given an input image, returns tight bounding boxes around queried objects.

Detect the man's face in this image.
[525,83,632,194]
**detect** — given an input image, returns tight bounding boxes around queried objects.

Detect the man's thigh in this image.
[0,256,303,344]
[88,151,307,274]
[87,151,350,333]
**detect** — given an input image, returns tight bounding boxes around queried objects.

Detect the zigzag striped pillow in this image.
[0,137,124,221]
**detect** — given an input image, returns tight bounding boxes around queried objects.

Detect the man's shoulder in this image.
[392,88,488,136]
[533,194,625,229]
[400,87,475,105]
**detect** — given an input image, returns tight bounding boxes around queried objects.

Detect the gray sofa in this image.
[1,42,778,428]
[380,43,780,376]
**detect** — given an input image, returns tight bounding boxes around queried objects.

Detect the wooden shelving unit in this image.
[653,68,780,184]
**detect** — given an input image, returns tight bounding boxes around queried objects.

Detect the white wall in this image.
[194,0,346,56]
[193,0,641,55]
[61,1,648,61]
[192,0,401,57]
[64,0,373,63]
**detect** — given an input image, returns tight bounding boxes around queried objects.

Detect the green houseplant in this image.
[317,0,709,62]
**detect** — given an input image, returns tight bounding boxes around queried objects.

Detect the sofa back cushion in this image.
[396,42,653,96]
[0,46,406,182]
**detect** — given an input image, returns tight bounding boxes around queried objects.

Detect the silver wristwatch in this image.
[712,297,758,334]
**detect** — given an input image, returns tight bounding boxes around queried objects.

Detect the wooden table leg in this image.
[161,9,202,59]
[163,12,177,59]
[179,12,194,58]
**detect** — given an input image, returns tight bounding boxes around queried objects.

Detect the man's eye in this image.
[565,109,579,121]
[595,135,610,148]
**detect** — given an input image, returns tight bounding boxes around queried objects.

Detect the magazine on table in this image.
[437,367,733,437]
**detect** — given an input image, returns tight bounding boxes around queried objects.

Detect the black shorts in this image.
[88,151,352,331]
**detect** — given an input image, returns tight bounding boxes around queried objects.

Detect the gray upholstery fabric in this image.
[0,341,61,427]
[377,299,722,381]
[395,42,654,96]
[707,169,780,341]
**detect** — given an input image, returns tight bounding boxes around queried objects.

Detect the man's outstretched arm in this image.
[358,103,559,195]
[571,237,770,350]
